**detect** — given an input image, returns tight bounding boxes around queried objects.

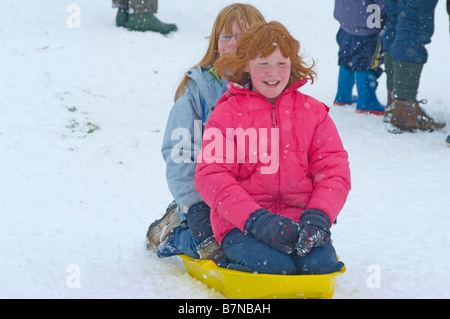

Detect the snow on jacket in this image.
[195,79,351,244]
[161,66,227,214]
[334,0,386,36]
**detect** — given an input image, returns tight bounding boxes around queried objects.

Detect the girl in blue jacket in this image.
[146,4,266,265]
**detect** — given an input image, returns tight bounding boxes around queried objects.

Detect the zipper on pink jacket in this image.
[271,102,281,213]
[271,103,278,127]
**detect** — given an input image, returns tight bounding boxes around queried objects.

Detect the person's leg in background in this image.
[112,0,177,34]
[385,0,445,131]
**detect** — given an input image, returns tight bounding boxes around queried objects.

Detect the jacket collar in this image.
[226,78,308,98]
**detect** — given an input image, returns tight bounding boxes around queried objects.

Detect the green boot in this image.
[115,8,128,27]
[125,12,177,34]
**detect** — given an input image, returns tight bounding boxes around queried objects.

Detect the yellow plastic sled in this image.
[179,255,345,299]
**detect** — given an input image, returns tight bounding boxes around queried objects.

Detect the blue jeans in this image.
[221,228,344,275]
[383,0,438,64]
[157,202,213,259]
[157,225,201,259]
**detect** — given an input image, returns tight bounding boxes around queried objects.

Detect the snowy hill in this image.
[1,0,449,299]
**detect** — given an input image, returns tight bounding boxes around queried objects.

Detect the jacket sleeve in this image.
[161,83,204,213]
[194,104,263,232]
[306,108,351,224]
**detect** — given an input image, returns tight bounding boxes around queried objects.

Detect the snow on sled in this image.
[179,255,345,299]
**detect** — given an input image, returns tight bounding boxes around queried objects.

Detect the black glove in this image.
[244,208,299,254]
[295,209,331,256]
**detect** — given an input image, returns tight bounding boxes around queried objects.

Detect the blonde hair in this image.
[174,3,265,101]
[215,21,316,87]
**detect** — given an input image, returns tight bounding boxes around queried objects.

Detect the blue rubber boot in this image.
[355,70,385,115]
[334,66,357,106]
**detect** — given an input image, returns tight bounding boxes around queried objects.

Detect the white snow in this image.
[1,0,449,299]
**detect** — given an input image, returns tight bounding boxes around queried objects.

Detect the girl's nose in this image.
[265,65,277,76]
[228,36,238,46]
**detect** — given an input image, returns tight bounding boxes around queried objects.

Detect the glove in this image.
[244,208,299,254]
[296,209,331,256]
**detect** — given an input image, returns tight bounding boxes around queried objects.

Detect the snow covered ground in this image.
[1,0,449,299]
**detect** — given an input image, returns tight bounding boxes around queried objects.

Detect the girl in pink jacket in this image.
[195,21,351,275]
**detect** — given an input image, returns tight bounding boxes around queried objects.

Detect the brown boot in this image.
[146,201,180,252]
[390,99,446,132]
[383,90,395,123]
[196,236,227,266]
[387,90,394,107]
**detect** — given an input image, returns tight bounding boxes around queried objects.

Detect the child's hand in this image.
[244,209,299,254]
[295,209,331,256]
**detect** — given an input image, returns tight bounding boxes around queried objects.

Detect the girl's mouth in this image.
[264,80,280,86]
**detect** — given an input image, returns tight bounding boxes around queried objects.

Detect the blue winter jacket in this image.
[334,0,386,36]
[161,66,226,214]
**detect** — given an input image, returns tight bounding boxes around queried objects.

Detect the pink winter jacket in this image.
[195,79,351,244]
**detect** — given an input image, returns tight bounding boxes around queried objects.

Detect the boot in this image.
[446,135,450,147]
[390,99,446,132]
[387,90,394,107]
[383,90,395,123]
[115,8,128,27]
[196,236,228,266]
[334,66,357,106]
[146,201,180,252]
[355,70,385,115]
[125,12,177,34]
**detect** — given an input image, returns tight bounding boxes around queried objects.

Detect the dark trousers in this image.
[222,228,344,275]
[337,27,383,76]
[112,0,158,14]
[382,0,438,64]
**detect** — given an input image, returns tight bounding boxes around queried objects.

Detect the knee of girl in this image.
[295,245,343,274]
[222,229,296,275]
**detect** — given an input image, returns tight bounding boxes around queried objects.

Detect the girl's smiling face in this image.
[246,47,291,103]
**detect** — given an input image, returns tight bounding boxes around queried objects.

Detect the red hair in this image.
[215,21,316,87]
[174,4,265,101]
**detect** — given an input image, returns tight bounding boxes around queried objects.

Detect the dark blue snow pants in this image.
[337,27,383,75]
[221,228,345,275]
[382,0,438,64]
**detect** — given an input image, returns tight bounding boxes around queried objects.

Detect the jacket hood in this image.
[186,66,225,112]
